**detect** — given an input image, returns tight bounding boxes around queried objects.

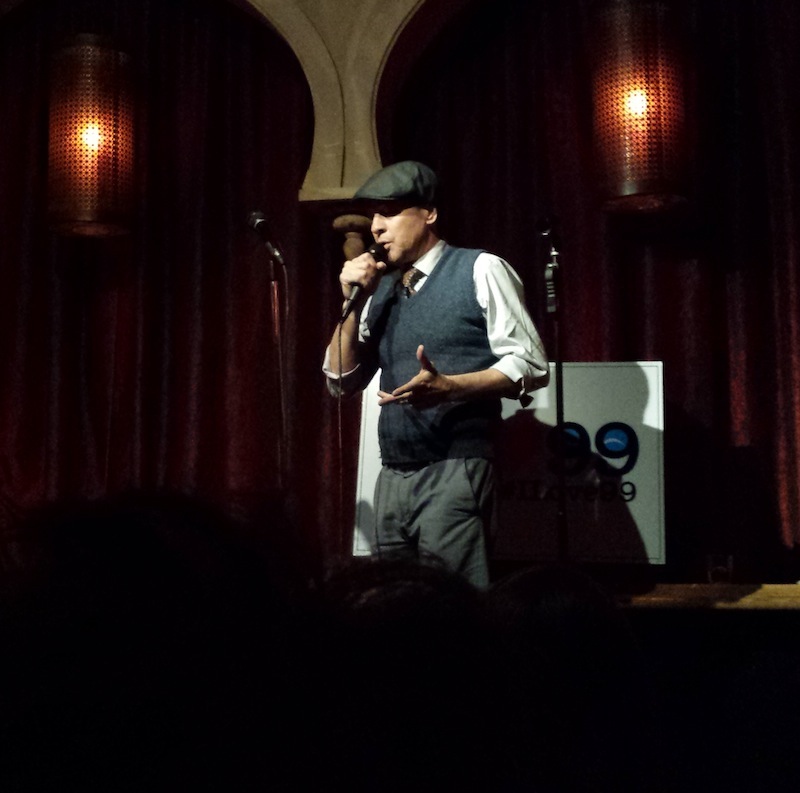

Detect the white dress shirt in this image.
[324,240,549,398]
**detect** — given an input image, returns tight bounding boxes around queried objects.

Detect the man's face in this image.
[370,204,438,266]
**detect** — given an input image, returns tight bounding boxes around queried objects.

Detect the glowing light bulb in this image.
[80,122,102,152]
[624,89,648,118]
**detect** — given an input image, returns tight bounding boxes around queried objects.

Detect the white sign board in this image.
[354,362,665,564]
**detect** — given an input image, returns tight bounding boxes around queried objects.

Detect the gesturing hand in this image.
[377,345,455,407]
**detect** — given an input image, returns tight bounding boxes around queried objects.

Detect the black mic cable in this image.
[335,240,388,554]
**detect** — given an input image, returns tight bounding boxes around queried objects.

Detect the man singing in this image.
[324,161,549,588]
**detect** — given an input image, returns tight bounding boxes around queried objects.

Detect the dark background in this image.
[1,0,799,583]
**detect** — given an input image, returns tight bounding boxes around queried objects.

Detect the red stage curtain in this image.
[0,0,316,567]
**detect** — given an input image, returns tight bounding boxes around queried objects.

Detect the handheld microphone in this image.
[340,242,388,322]
[247,210,285,266]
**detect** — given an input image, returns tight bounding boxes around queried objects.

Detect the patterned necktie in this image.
[402,266,423,295]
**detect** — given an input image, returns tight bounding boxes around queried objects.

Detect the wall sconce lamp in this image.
[47,34,134,236]
[592,0,687,211]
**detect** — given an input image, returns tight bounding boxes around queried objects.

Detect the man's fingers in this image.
[378,350,440,407]
[391,384,413,398]
[416,344,437,374]
[378,387,412,406]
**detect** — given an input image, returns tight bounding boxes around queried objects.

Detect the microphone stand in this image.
[254,225,288,493]
[541,223,569,564]
[331,213,372,555]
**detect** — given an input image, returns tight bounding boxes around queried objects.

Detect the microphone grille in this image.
[247,210,265,229]
[368,242,388,263]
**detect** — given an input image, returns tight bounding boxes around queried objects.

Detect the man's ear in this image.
[425,207,438,226]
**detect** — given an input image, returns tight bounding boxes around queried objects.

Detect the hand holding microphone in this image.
[340,242,388,322]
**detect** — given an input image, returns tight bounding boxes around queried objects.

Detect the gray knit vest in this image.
[366,245,501,465]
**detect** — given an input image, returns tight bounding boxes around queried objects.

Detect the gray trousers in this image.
[372,457,493,589]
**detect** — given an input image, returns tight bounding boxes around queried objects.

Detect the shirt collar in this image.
[412,239,447,277]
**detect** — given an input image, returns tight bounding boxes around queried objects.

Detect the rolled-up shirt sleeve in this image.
[322,307,379,397]
[474,252,549,398]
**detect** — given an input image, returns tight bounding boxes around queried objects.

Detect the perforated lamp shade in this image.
[47,35,134,236]
[592,0,686,211]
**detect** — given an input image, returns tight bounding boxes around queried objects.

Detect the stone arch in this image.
[0,0,477,199]
[242,0,346,199]
[245,0,437,200]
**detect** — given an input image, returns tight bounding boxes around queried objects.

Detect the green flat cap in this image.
[353,160,438,205]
